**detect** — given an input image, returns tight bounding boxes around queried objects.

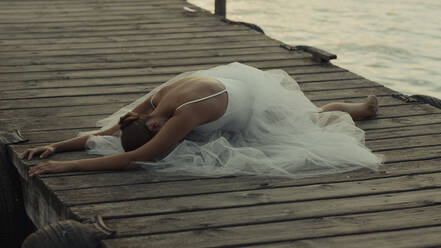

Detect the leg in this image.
[320,95,378,121]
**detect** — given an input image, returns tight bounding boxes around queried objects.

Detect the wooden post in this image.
[215,0,226,17]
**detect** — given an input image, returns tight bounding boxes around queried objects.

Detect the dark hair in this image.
[119,112,155,152]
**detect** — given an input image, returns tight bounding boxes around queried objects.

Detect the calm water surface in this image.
[189,0,441,98]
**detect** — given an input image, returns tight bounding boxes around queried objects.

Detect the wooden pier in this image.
[2,0,441,247]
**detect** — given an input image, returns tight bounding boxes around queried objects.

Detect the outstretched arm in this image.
[28,113,199,176]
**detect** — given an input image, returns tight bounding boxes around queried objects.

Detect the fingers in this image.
[19,148,38,160]
[28,162,44,177]
[19,150,29,160]
[19,147,54,160]
[27,149,37,160]
[39,148,53,158]
[29,162,49,177]
[28,160,72,177]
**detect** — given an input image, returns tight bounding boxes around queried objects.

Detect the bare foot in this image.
[364,95,379,118]
[320,95,379,121]
[352,95,378,120]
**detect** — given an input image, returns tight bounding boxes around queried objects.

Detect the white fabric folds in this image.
[82,62,382,178]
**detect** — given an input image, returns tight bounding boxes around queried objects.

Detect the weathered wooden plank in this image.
[103,205,441,248]
[358,114,441,130]
[381,145,441,162]
[0,19,227,36]
[0,2,182,10]
[60,170,441,208]
[0,93,142,110]
[0,38,276,62]
[0,7,185,21]
[367,133,441,151]
[0,0,182,7]
[0,55,316,83]
[366,123,441,140]
[0,24,251,42]
[0,12,215,24]
[0,15,216,31]
[0,3,184,15]
[0,3,184,14]
[0,103,127,120]
[304,86,396,101]
[293,71,362,82]
[373,103,441,117]
[0,0,181,6]
[252,225,441,248]
[0,8,203,23]
[0,34,269,55]
[313,95,405,106]
[0,115,103,132]
[0,14,202,27]
[0,35,266,53]
[0,2,196,15]
[0,29,261,46]
[1,28,258,46]
[0,18,225,35]
[0,48,299,74]
[101,188,441,237]
[0,4,180,13]
[299,78,380,91]
[0,84,150,100]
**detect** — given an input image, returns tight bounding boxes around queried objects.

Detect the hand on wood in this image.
[19,145,56,160]
[28,160,74,177]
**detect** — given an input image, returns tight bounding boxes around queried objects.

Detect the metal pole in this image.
[215,0,226,17]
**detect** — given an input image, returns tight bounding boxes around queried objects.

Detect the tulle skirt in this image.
[83,62,382,178]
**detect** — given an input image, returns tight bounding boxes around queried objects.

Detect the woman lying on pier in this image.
[21,62,382,178]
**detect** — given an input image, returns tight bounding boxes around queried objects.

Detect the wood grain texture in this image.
[102,188,441,237]
[248,225,441,248]
[0,29,260,46]
[67,171,441,217]
[102,205,441,247]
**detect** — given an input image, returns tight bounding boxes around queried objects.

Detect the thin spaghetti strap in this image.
[176,89,227,111]
[150,94,156,109]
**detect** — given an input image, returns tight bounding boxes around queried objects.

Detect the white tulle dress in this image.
[82,62,382,178]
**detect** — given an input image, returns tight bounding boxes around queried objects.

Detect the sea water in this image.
[189,0,441,98]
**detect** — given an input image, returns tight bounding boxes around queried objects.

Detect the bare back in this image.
[147,77,228,126]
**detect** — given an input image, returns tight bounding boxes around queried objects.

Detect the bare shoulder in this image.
[173,76,222,88]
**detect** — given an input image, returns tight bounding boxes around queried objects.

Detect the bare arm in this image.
[73,114,198,171]
[28,113,200,176]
